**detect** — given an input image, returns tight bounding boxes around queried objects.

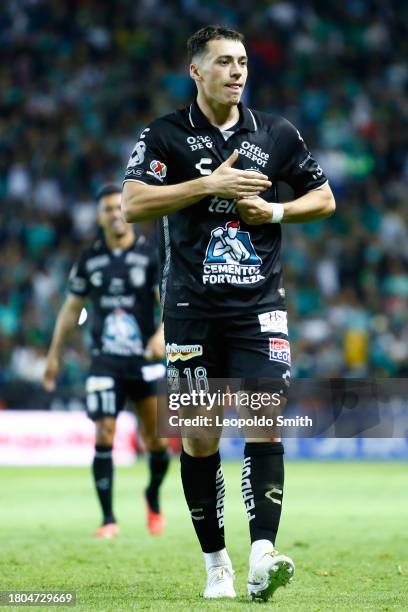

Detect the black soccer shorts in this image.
[164,311,291,395]
[85,362,165,421]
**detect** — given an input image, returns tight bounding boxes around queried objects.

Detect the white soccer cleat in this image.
[248,550,295,601]
[203,564,236,599]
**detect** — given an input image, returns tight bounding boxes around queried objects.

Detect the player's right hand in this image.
[205,149,272,199]
[43,355,60,392]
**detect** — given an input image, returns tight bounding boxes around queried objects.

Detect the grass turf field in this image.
[0,461,407,611]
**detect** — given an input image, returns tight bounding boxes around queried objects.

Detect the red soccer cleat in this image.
[94,522,119,539]
[145,496,165,536]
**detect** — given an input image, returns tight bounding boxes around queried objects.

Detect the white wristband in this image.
[269,203,284,223]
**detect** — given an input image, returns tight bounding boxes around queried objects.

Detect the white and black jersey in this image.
[124,100,328,318]
[68,234,158,376]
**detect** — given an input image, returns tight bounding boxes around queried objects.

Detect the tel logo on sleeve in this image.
[269,338,291,365]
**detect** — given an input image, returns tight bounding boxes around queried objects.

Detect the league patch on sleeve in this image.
[147,160,167,182]
[269,338,291,365]
[69,276,87,293]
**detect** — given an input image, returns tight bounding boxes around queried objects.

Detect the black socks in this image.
[92,444,115,524]
[242,442,284,544]
[180,450,225,553]
[145,449,170,513]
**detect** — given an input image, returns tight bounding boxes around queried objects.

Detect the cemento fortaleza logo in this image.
[203,221,264,285]
[166,343,203,364]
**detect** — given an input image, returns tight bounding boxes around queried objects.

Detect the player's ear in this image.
[190,63,202,82]
[96,203,102,225]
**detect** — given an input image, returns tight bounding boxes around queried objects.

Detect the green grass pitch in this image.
[0,461,407,611]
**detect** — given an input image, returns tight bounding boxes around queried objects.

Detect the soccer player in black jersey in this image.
[43,184,169,538]
[122,25,335,600]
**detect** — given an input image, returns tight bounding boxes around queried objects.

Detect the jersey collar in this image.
[188,98,257,132]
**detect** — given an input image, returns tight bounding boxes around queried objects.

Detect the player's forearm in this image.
[48,302,83,355]
[282,185,336,223]
[122,178,212,222]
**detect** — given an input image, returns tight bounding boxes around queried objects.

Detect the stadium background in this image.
[1,0,407,456]
[1,1,408,387]
[0,2,407,610]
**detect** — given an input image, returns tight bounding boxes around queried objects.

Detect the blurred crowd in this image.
[1,0,408,387]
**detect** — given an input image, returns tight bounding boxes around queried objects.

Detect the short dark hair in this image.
[95,183,121,202]
[187,25,245,62]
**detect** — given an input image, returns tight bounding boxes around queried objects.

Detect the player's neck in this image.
[196,94,240,130]
[104,231,135,251]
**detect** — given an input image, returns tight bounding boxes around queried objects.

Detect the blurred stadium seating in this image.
[1,0,407,400]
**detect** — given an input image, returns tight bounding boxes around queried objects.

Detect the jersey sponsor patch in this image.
[167,365,180,391]
[269,338,291,365]
[187,135,213,150]
[129,266,146,288]
[85,254,110,272]
[100,294,135,309]
[166,343,203,363]
[141,363,166,382]
[208,196,237,214]
[258,310,288,334]
[102,309,144,356]
[86,376,115,392]
[203,221,264,286]
[239,140,269,168]
[147,160,167,182]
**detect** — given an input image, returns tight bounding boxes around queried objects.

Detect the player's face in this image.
[191,38,248,107]
[98,193,128,238]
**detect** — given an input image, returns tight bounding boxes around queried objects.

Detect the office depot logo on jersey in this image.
[186,135,214,150]
[269,339,291,365]
[166,343,203,363]
[203,221,264,285]
[147,160,167,182]
[239,141,270,168]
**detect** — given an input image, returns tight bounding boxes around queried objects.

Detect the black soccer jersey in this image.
[68,233,158,372]
[124,100,328,318]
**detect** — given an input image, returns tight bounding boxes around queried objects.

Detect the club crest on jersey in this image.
[269,338,291,365]
[203,221,264,286]
[148,160,167,182]
[166,343,203,364]
[102,309,144,356]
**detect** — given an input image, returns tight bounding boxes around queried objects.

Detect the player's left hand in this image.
[144,327,165,361]
[237,195,273,225]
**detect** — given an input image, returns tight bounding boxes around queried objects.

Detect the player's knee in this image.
[95,419,116,445]
[143,434,168,452]
[182,438,220,457]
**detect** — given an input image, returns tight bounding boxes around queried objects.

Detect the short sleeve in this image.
[124,121,168,186]
[68,255,89,297]
[276,119,328,196]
